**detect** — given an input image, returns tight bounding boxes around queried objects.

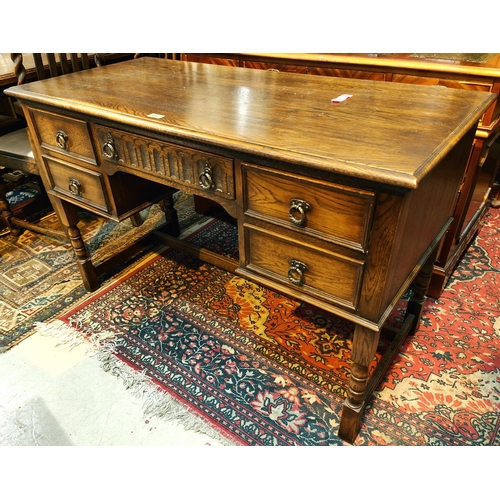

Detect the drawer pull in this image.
[199,163,214,190]
[68,178,82,196]
[288,259,308,286]
[289,198,311,227]
[56,130,68,150]
[102,137,118,160]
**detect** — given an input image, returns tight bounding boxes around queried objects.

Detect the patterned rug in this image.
[0,192,202,352]
[36,201,500,445]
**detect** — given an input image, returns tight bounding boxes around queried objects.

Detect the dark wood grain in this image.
[6,58,495,189]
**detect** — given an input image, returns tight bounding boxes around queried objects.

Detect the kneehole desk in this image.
[7,58,495,443]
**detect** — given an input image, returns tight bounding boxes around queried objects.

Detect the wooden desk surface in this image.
[7,57,496,190]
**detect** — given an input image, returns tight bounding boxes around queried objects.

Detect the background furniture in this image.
[0,53,135,239]
[0,53,134,88]
[7,57,493,442]
[180,53,500,297]
[0,53,104,239]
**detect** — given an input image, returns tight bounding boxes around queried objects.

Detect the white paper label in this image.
[331,94,353,104]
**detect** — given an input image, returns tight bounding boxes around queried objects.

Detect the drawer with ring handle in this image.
[244,225,364,310]
[102,135,118,161]
[288,259,308,286]
[30,108,96,164]
[68,178,82,197]
[243,163,375,252]
[44,156,110,213]
[289,199,311,227]
[94,124,235,200]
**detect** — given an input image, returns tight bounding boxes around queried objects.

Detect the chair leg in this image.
[0,184,22,236]
[0,178,67,239]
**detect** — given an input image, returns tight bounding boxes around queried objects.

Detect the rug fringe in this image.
[35,321,237,446]
[96,344,237,445]
[34,319,114,354]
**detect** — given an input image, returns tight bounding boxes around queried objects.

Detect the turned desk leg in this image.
[51,196,99,292]
[338,246,439,443]
[158,191,180,237]
[339,324,380,444]
[405,245,439,335]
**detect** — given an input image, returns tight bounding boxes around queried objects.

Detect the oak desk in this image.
[6,58,495,443]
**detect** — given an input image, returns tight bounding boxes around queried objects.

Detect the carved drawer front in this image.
[242,163,375,252]
[44,157,109,213]
[30,109,96,164]
[244,225,364,310]
[93,124,235,199]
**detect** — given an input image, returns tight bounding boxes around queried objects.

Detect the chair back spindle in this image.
[1,53,106,240]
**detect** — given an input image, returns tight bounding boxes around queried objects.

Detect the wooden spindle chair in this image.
[0,53,103,240]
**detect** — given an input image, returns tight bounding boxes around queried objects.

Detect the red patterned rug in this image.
[39,206,500,445]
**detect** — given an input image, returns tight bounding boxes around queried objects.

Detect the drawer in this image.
[242,163,375,252]
[44,156,110,212]
[93,124,235,200]
[30,108,96,164]
[244,226,364,310]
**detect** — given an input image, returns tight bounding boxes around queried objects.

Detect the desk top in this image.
[6,57,496,189]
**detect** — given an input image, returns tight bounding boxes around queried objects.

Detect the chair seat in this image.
[6,181,43,207]
[0,128,37,174]
[0,168,53,236]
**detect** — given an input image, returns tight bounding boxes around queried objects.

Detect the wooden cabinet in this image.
[182,53,500,297]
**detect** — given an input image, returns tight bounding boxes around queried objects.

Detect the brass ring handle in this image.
[56,130,68,150]
[289,199,311,227]
[199,163,214,190]
[68,178,82,196]
[102,137,118,160]
[288,259,308,286]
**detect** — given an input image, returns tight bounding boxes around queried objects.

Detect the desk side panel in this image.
[364,126,476,322]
